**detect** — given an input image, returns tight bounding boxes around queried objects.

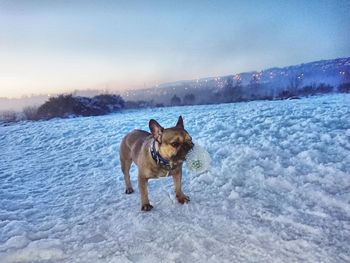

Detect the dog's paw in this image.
[125,188,134,194]
[141,204,153,211]
[176,194,190,204]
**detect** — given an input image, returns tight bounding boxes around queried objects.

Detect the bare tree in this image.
[170,95,181,106]
[183,93,195,105]
[289,73,303,95]
[0,110,17,122]
[23,106,38,120]
[249,72,261,99]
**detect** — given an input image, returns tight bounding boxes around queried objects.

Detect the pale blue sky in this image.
[0,0,349,98]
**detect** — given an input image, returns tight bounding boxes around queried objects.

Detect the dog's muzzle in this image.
[183,141,194,152]
[176,141,194,161]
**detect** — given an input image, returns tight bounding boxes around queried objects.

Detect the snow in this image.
[1,94,350,262]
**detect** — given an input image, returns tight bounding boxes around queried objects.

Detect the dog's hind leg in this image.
[120,141,134,194]
[121,158,133,194]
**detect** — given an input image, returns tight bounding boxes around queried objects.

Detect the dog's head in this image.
[149,116,194,162]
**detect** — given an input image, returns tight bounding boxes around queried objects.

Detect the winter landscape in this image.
[2,1,350,262]
[1,93,350,262]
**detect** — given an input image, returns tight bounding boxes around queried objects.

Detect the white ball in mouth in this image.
[185,144,211,174]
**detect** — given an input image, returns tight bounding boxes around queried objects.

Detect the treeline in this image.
[157,81,350,106]
[123,78,350,107]
[1,82,349,124]
[210,79,350,103]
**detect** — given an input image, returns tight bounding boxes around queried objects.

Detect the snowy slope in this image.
[1,94,350,263]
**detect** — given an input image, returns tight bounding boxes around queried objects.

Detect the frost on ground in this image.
[1,94,350,263]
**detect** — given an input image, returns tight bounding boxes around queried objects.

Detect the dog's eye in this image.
[171,142,180,148]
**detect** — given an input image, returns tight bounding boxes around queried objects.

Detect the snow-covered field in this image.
[1,94,350,263]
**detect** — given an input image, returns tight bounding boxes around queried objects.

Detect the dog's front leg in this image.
[172,170,190,204]
[138,174,153,211]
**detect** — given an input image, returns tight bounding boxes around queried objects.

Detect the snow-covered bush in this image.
[36,94,125,120]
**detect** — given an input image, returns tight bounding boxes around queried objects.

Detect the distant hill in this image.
[160,57,350,89]
[121,57,350,104]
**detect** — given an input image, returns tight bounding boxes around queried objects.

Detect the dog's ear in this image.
[149,119,164,143]
[175,115,184,129]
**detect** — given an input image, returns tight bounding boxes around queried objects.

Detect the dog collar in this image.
[150,140,172,170]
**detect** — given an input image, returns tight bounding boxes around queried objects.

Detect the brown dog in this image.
[119,116,194,211]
